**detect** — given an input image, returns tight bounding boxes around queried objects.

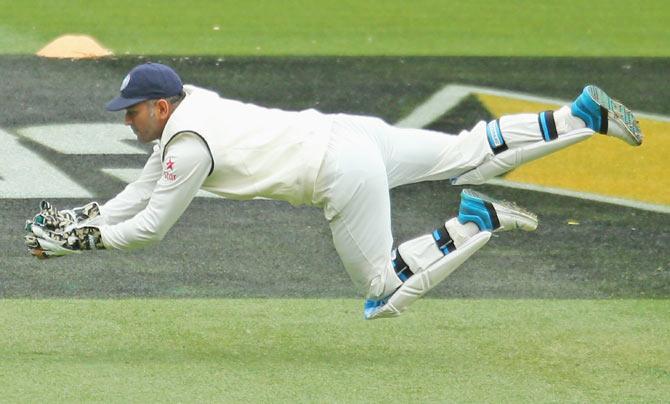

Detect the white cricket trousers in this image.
[312,112,558,299]
[313,106,585,299]
[314,115,488,298]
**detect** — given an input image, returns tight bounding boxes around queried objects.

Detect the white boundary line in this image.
[487,179,670,214]
[395,85,472,128]
[396,84,670,128]
[396,84,670,214]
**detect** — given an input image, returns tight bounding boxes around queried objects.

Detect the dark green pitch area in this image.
[1,56,668,298]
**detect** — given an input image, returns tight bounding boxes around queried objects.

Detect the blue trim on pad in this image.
[458,191,494,231]
[364,297,389,319]
[486,120,505,148]
[571,86,601,132]
[539,112,551,142]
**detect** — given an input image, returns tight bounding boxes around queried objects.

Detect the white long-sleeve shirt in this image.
[99,134,211,249]
[97,85,333,250]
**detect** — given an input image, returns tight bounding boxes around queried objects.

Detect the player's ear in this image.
[156,99,171,119]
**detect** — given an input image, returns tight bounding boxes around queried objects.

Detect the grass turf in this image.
[1,299,668,402]
[2,0,670,56]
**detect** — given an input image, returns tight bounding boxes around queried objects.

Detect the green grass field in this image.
[1,1,669,402]
[2,299,668,402]
[2,0,670,56]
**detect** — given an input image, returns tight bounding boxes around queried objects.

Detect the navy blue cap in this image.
[105,63,183,111]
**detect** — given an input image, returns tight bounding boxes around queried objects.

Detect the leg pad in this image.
[364,231,491,319]
[451,128,593,185]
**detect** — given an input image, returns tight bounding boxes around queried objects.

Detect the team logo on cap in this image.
[120,74,131,91]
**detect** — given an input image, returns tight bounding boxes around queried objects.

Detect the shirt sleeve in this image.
[99,143,163,225]
[97,132,212,250]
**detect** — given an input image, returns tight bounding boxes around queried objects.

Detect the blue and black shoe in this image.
[458,189,538,232]
[571,85,643,146]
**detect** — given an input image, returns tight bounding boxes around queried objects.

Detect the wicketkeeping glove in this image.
[24,200,104,259]
[24,223,105,259]
[24,200,101,233]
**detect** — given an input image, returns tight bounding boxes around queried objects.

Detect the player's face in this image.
[124,101,163,143]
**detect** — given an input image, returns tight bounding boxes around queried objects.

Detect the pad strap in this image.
[486,119,508,154]
[432,225,456,255]
[538,110,559,142]
[599,106,609,134]
[392,249,414,282]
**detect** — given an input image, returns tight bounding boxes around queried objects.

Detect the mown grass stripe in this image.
[2,0,670,56]
[1,299,668,402]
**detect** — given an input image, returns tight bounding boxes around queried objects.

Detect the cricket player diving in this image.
[24,62,643,319]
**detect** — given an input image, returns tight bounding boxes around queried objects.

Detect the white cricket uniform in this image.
[97,84,555,299]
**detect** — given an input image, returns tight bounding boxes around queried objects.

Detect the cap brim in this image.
[105,96,149,111]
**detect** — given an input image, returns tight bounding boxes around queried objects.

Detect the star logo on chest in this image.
[166,158,175,171]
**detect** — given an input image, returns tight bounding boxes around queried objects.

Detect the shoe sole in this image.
[462,189,538,231]
[586,85,643,146]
